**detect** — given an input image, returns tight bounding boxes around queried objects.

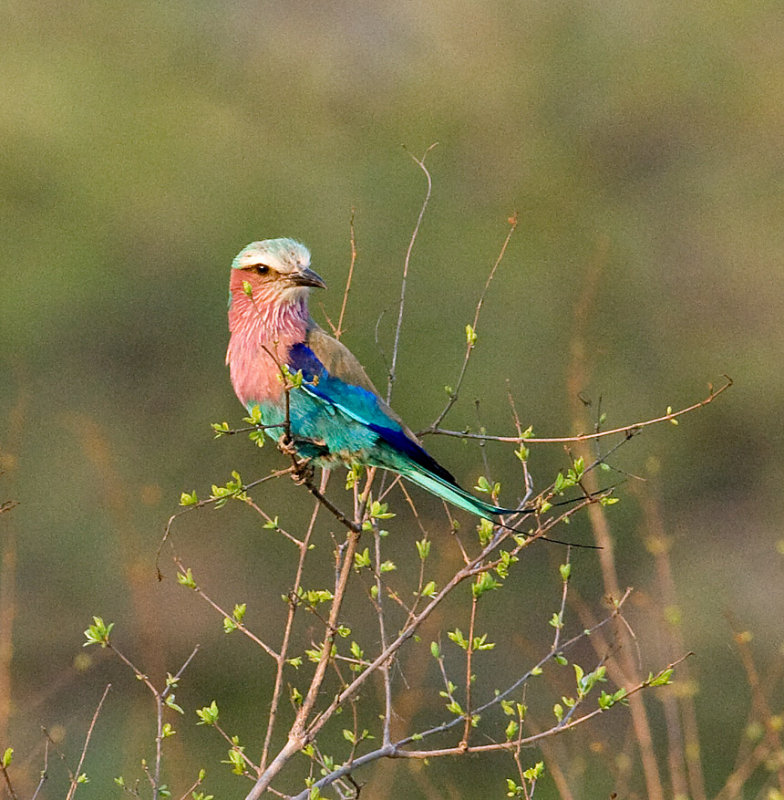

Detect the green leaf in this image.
[210,421,230,438]
[472,571,502,598]
[465,324,477,346]
[179,490,198,506]
[446,699,464,716]
[416,538,431,560]
[495,550,518,579]
[83,616,114,648]
[522,761,544,781]
[477,517,494,545]
[177,568,197,589]
[420,580,437,598]
[598,687,628,709]
[559,563,571,582]
[248,428,265,447]
[369,501,395,520]
[447,628,469,650]
[165,695,184,715]
[2,748,12,768]
[474,475,492,494]
[472,633,496,651]
[243,405,263,425]
[430,642,441,659]
[302,588,334,605]
[345,463,362,490]
[648,667,674,687]
[196,701,219,725]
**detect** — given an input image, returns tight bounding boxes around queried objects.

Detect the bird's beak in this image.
[290,267,327,289]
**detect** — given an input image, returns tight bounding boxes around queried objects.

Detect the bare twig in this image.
[387,143,438,404]
[64,684,111,800]
[335,208,358,340]
[29,739,49,800]
[260,471,328,770]
[425,212,519,432]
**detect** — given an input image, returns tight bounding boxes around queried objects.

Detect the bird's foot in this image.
[278,434,298,457]
[277,434,314,485]
[291,460,315,486]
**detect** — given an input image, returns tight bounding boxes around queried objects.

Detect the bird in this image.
[225,237,521,522]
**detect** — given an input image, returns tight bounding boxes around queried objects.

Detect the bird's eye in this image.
[253,265,269,275]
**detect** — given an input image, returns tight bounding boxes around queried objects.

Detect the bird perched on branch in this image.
[226,237,519,521]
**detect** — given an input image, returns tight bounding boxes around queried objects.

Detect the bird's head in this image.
[230,238,326,306]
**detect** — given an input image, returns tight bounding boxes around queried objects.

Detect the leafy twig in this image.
[421,376,733,443]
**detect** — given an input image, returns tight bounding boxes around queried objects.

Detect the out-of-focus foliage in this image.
[1,1,783,797]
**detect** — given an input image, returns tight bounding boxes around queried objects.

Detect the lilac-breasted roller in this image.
[226,238,518,521]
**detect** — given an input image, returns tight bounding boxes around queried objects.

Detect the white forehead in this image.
[234,238,311,273]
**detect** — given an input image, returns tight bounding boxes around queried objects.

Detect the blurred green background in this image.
[1,1,783,797]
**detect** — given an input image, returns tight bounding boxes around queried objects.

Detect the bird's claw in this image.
[277,435,314,484]
[278,434,298,457]
[291,461,314,486]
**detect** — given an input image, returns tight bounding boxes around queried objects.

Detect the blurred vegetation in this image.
[1,0,783,797]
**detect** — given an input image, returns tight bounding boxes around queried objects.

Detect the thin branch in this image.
[461,589,479,746]
[373,528,394,748]
[260,472,327,770]
[64,683,111,800]
[293,630,689,799]
[426,212,519,432]
[386,142,438,404]
[0,757,19,800]
[420,376,733,443]
[335,209,358,340]
[170,553,278,659]
[29,739,49,800]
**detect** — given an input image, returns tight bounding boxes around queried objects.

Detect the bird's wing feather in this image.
[288,338,458,487]
[305,324,421,442]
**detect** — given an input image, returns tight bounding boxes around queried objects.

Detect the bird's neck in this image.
[226,284,310,408]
